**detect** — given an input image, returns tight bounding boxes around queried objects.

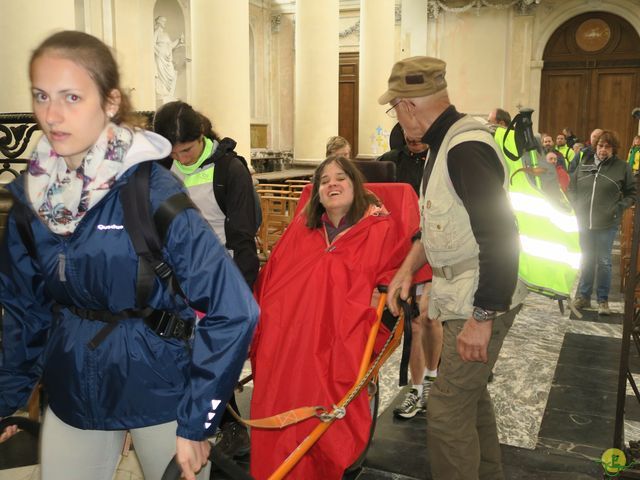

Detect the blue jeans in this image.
[577,226,618,302]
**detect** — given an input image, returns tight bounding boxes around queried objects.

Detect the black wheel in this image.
[161,443,253,480]
[343,379,380,478]
[0,416,40,470]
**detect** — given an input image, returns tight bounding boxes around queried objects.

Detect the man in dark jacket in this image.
[377,123,428,195]
[378,125,443,420]
[569,128,602,173]
[568,130,636,314]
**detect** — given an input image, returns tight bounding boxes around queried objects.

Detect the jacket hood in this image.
[213,137,237,158]
[202,137,246,168]
[117,129,172,178]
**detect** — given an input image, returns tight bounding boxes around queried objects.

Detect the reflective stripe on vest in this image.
[495,127,581,298]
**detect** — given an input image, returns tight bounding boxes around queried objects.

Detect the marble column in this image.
[401,0,429,56]
[0,0,75,112]
[358,0,396,158]
[191,0,251,159]
[508,12,535,120]
[294,0,339,164]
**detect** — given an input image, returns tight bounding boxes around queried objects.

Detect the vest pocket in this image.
[421,195,459,252]
[425,218,456,251]
[423,207,458,252]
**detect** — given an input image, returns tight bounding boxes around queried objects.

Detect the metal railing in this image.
[0,112,39,178]
[0,111,156,180]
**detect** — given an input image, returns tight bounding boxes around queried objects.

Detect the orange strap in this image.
[226,404,321,429]
[232,293,400,434]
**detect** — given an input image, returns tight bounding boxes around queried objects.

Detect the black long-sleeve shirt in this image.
[421,106,519,311]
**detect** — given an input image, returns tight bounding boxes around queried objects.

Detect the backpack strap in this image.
[120,161,197,307]
[154,193,197,241]
[212,152,262,232]
[212,152,233,216]
[11,200,38,259]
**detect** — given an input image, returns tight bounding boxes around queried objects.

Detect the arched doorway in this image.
[539,12,640,151]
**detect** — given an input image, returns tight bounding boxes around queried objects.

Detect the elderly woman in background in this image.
[325,135,352,158]
[568,130,636,315]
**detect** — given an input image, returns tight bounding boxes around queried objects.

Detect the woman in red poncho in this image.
[250,156,417,479]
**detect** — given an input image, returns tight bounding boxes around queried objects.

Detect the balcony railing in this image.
[0,111,155,180]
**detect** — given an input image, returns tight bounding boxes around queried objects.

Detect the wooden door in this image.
[339,52,359,157]
[589,68,640,148]
[540,12,640,153]
[539,70,590,138]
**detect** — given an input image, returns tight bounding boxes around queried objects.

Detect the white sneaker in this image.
[393,388,424,419]
[598,301,611,315]
[422,376,436,411]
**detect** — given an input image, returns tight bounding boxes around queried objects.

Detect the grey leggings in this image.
[40,407,210,480]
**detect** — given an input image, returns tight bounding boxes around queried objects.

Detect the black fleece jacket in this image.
[377,147,428,195]
[568,153,636,231]
[201,137,260,288]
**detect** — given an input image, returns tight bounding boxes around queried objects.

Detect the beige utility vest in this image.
[419,116,525,321]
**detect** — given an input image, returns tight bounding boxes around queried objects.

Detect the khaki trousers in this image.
[426,306,519,480]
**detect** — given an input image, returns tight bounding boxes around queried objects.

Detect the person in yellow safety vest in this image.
[491,117,581,303]
[542,134,567,171]
[555,132,575,167]
[628,134,640,173]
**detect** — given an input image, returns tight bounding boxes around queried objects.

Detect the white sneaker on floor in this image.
[393,388,424,419]
[422,376,435,411]
[573,297,592,309]
[598,301,611,315]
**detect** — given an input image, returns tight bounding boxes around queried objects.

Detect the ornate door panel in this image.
[540,70,590,137]
[589,69,640,147]
[339,52,359,157]
[540,12,640,152]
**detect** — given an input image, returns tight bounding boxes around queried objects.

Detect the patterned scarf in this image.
[27,123,133,235]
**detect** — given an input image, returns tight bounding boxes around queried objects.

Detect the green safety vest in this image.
[494,127,581,299]
[556,144,574,164]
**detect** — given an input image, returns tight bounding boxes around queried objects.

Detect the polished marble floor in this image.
[2,247,638,479]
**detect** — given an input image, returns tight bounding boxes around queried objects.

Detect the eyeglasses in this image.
[385,100,403,118]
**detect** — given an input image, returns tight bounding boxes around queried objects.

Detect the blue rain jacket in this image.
[0,131,258,441]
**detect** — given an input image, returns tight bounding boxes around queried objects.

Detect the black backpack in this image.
[209,151,262,233]
[11,162,198,348]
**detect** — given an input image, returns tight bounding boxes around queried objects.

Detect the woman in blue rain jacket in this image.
[0,31,258,480]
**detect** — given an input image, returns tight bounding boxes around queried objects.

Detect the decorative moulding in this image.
[339,21,360,38]
[427,0,541,19]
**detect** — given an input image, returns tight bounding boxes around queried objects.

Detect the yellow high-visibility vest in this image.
[494,127,581,298]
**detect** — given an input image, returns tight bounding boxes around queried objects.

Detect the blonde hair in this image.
[325,136,351,157]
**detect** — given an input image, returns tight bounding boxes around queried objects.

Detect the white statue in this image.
[154,16,184,104]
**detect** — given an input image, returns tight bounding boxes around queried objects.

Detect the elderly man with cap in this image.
[384,57,526,480]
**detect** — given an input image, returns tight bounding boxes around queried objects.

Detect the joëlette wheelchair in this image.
[196,182,429,480]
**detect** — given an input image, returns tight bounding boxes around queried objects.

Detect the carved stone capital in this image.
[271,14,282,33]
